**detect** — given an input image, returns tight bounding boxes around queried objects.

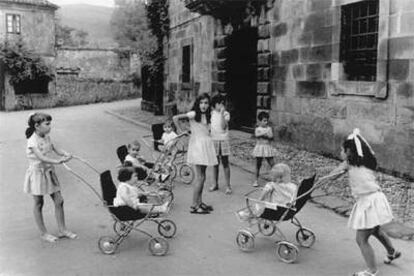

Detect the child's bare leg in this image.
[373,226,396,254]
[356,229,377,273]
[211,156,220,191]
[221,155,231,191]
[193,165,207,207]
[266,157,275,168]
[255,157,263,181]
[51,192,77,239]
[33,195,47,234]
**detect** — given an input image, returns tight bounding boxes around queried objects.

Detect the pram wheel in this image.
[158,219,177,238]
[179,164,194,184]
[295,228,315,248]
[258,220,276,236]
[98,236,117,255]
[236,229,255,252]
[148,237,169,256]
[276,241,298,263]
[113,221,131,236]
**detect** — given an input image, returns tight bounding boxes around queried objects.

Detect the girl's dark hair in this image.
[118,166,135,182]
[25,113,52,139]
[343,136,377,170]
[192,93,211,124]
[211,94,225,108]
[257,111,269,121]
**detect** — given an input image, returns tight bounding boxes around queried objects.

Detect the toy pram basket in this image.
[235,174,317,263]
[62,156,176,256]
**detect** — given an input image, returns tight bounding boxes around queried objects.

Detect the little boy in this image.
[125,140,169,182]
[209,94,232,194]
[113,167,170,213]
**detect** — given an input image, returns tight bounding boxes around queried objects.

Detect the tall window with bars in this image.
[6,14,21,34]
[340,0,379,81]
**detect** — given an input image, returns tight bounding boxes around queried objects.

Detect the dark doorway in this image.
[226,27,258,130]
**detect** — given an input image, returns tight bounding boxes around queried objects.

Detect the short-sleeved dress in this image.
[186,111,218,166]
[252,126,277,157]
[24,133,60,195]
[347,165,393,230]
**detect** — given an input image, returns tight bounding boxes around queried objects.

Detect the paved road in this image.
[1,100,413,276]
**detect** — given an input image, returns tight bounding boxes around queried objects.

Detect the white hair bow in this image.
[347,128,375,157]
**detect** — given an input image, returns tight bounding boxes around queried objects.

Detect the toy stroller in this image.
[235,175,317,263]
[142,123,195,185]
[62,156,177,256]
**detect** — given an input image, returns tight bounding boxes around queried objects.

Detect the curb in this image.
[105,109,151,130]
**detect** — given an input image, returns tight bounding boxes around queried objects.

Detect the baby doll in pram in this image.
[235,163,317,263]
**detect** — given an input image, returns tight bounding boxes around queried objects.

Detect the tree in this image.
[110,0,157,69]
[55,17,90,47]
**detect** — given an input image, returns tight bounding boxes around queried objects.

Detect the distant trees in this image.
[55,18,89,47]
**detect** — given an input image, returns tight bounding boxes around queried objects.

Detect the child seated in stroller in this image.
[238,163,297,220]
[114,167,171,213]
[155,119,182,167]
[124,140,169,183]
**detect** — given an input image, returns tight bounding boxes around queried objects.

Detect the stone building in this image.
[164,0,414,178]
[0,0,138,110]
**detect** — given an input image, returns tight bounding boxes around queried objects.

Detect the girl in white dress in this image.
[24,113,76,242]
[173,93,218,214]
[326,129,400,276]
[252,111,277,187]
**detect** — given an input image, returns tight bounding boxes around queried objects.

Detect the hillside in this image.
[57,4,117,47]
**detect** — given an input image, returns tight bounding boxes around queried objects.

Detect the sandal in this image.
[58,230,78,239]
[190,206,210,214]
[352,270,377,276]
[200,202,213,211]
[384,250,401,264]
[208,186,218,192]
[225,187,232,195]
[41,233,58,243]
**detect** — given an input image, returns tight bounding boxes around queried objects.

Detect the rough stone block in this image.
[296,81,327,98]
[272,51,280,66]
[258,53,271,66]
[257,39,270,52]
[258,68,270,81]
[396,106,414,126]
[347,102,394,124]
[272,23,287,37]
[281,49,299,64]
[309,0,333,11]
[217,59,226,70]
[304,12,326,32]
[176,29,186,39]
[272,66,288,81]
[212,71,218,82]
[212,82,225,93]
[389,36,414,59]
[306,63,322,80]
[258,25,270,38]
[271,80,286,96]
[389,59,409,81]
[216,48,226,59]
[309,45,332,62]
[313,26,333,45]
[258,82,270,94]
[214,36,227,48]
[217,71,226,82]
[292,64,305,80]
[298,32,312,46]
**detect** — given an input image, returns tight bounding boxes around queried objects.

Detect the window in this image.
[182,45,191,83]
[6,14,21,34]
[340,0,379,81]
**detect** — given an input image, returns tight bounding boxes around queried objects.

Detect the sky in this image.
[50,0,115,7]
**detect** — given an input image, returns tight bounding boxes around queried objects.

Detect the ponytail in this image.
[25,113,52,139]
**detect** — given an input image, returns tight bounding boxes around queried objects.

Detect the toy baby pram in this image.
[142,123,195,185]
[235,175,316,263]
[62,156,177,256]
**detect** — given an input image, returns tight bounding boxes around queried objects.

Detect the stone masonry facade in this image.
[165,0,414,178]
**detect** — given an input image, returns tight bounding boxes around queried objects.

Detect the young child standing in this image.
[326,129,400,276]
[252,111,276,187]
[24,113,77,243]
[209,94,232,194]
[173,93,218,214]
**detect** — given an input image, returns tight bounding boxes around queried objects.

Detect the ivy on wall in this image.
[0,40,54,86]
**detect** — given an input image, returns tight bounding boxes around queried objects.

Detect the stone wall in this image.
[166,0,215,115]
[0,2,56,56]
[269,0,414,178]
[3,74,138,110]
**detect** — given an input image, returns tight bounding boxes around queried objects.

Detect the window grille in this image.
[340,0,379,81]
[182,45,191,83]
